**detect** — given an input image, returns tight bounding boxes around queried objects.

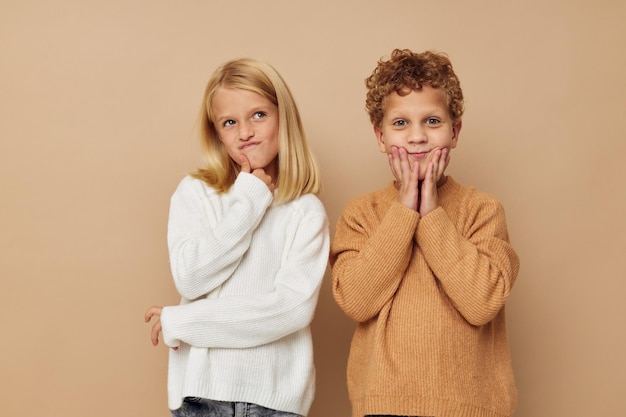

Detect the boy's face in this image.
[374,86,462,180]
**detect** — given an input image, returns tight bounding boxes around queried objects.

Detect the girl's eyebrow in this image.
[252,105,273,113]
[214,115,232,123]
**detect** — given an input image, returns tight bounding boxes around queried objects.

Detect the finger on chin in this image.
[239,155,251,173]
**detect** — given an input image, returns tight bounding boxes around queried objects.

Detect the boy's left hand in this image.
[419,148,450,217]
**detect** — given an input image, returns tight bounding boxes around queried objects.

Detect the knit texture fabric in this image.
[161,174,329,415]
[330,177,520,417]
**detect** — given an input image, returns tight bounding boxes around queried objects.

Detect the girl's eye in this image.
[223,120,235,127]
[253,111,266,120]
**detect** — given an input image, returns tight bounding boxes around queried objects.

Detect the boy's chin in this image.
[417,171,448,183]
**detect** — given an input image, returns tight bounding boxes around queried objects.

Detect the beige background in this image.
[1,1,625,416]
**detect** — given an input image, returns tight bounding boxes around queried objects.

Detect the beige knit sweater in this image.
[330,177,520,417]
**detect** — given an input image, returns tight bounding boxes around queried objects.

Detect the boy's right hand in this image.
[239,155,275,193]
[389,146,420,211]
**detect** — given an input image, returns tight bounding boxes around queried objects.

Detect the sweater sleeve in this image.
[167,174,273,300]
[161,197,329,349]
[330,199,420,322]
[417,194,520,326]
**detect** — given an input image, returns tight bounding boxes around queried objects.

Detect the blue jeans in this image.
[171,397,302,417]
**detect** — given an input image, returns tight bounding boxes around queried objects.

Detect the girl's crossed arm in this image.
[168,173,273,301]
[160,198,329,349]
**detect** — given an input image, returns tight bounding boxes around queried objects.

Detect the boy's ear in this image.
[451,120,462,148]
[374,125,386,153]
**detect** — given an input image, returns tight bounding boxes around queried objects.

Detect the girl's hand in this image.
[239,155,275,193]
[389,146,420,211]
[144,306,178,350]
[419,148,450,217]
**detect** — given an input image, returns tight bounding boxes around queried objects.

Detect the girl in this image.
[145,58,329,417]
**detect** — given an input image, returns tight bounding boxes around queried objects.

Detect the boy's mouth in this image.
[409,150,430,159]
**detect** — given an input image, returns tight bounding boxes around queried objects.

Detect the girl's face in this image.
[212,87,280,179]
[374,86,461,180]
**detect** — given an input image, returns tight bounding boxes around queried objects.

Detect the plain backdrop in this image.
[1,1,625,416]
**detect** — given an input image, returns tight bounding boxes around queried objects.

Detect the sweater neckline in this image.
[385,175,457,195]
[380,176,460,209]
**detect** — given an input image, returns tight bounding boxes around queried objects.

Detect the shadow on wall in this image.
[309,268,353,417]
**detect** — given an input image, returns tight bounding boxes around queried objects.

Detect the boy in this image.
[330,49,520,417]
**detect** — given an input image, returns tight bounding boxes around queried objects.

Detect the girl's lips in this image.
[239,142,259,150]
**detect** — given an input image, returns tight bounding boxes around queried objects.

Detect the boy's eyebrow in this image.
[386,107,446,117]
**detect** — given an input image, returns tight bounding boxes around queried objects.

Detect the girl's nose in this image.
[239,121,254,140]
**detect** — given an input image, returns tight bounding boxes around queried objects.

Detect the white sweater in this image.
[160,174,329,416]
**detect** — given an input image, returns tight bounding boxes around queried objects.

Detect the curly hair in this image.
[365,49,464,127]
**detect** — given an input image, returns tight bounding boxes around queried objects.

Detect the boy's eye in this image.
[253,111,266,120]
[392,119,407,127]
[426,118,440,125]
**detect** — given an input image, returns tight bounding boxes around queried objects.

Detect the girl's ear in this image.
[374,125,386,153]
[451,120,462,148]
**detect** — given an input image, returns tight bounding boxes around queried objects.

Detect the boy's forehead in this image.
[383,86,449,113]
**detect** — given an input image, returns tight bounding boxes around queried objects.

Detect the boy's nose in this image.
[408,126,427,143]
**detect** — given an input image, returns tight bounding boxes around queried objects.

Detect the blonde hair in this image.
[192,58,321,204]
[365,49,465,128]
